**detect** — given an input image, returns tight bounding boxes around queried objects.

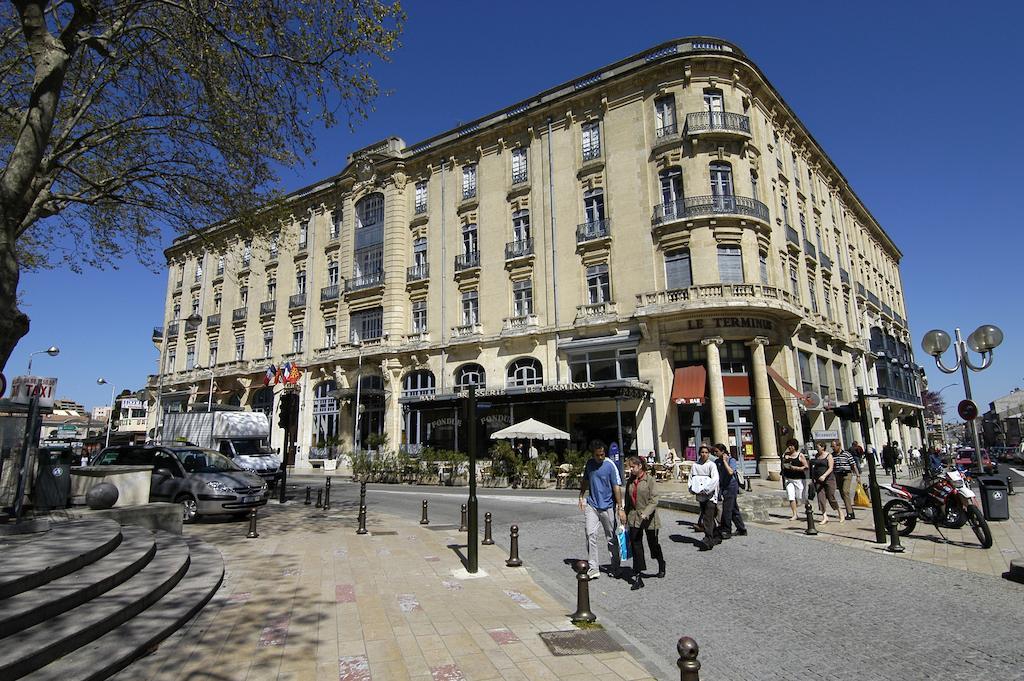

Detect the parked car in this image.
[91,444,268,522]
[954,447,995,474]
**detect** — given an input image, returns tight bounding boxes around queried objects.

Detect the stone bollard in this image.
[357,505,368,535]
[885,518,905,553]
[804,500,818,535]
[323,477,332,510]
[482,512,494,545]
[677,636,701,681]
[246,508,259,539]
[420,499,429,525]
[505,525,523,567]
[459,503,468,532]
[304,486,311,505]
[569,560,596,623]
[316,488,323,508]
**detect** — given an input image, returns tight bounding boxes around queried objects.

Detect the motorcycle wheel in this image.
[942,504,967,529]
[883,499,917,536]
[965,505,993,549]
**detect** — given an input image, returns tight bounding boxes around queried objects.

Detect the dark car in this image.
[92,444,268,522]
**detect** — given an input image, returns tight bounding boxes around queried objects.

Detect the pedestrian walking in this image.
[831,440,860,520]
[850,440,866,469]
[714,443,747,539]
[578,441,623,580]
[811,442,842,524]
[781,438,809,520]
[881,442,897,478]
[688,445,720,550]
[623,455,664,590]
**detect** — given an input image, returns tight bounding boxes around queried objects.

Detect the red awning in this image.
[670,366,706,406]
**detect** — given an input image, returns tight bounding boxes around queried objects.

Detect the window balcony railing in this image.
[320,284,340,302]
[655,122,678,139]
[268,250,278,263]
[576,218,610,243]
[502,314,538,332]
[345,272,384,291]
[582,146,602,162]
[512,170,528,185]
[504,238,534,260]
[866,291,881,308]
[454,251,481,271]
[407,264,429,282]
[206,313,220,328]
[297,240,308,252]
[215,266,225,277]
[820,253,832,271]
[462,186,477,201]
[166,322,179,337]
[876,385,922,406]
[259,300,275,316]
[452,323,482,337]
[328,230,340,242]
[288,293,306,309]
[881,302,894,319]
[414,202,427,215]
[653,195,769,224]
[576,301,617,319]
[240,257,251,270]
[856,282,866,298]
[174,280,183,291]
[635,283,800,313]
[184,319,200,333]
[786,225,800,246]
[803,239,817,259]
[894,312,905,327]
[840,268,850,286]
[152,327,164,342]
[231,307,247,322]
[686,111,751,136]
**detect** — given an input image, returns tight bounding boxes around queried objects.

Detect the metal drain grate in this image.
[538,630,622,656]
[425,524,458,531]
[372,531,398,536]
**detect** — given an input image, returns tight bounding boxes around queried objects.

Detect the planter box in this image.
[520,478,550,490]
[416,474,440,486]
[324,459,338,471]
[481,477,509,488]
[446,475,469,487]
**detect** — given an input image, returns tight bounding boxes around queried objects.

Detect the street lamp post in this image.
[921,325,1004,472]
[26,346,60,373]
[96,378,116,448]
[351,335,363,453]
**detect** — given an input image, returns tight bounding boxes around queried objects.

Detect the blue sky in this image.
[9,1,1024,416]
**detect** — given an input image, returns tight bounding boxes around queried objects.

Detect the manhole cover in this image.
[372,531,398,536]
[538,630,622,656]
[426,525,458,531]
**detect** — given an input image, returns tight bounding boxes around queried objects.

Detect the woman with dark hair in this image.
[811,441,843,524]
[623,455,664,589]
[781,438,808,521]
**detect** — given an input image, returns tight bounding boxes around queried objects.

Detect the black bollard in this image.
[1007,474,1016,496]
[459,503,468,532]
[482,511,494,545]
[506,525,523,567]
[316,488,323,508]
[323,477,332,510]
[304,486,311,505]
[278,465,287,504]
[677,636,701,681]
[569,559,597,622]
[804,500,818,535]
[885,518,905,553]
[246,508,259,539]
[359,481,367,508]
[357,505,368,535]
[420,499,429,525]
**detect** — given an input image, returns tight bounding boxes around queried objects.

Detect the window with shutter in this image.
[665,249,692,290]
[717,246,744,283]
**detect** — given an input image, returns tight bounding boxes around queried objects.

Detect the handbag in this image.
[616,525,631,561]
[854,483,871,508]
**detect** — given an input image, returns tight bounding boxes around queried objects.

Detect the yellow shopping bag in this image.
[854,483,871,508]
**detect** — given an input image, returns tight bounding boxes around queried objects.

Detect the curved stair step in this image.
[0,532,190,681]
[0,519,123,599]
[27,537,225,681]
[0,525,157,638]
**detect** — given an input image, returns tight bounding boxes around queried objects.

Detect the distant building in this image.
[982,388,1024,448]
[52,398,87,414]
[91,406,112,422]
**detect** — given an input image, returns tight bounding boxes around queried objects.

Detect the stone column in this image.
[702,337,729,445]
[748,336,780,478]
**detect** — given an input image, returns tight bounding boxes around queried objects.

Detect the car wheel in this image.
[176,494,199,523]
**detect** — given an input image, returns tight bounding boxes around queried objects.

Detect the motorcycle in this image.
[881,467,992,549]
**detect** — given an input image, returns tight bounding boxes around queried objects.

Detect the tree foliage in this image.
[0,0,403,371]
[921,389,947,417]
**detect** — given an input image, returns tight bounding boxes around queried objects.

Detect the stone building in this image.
[148,37,923,472]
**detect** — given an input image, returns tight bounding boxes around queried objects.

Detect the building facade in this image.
[148,37,923,473]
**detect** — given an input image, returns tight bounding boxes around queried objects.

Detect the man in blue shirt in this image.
[579,440,623,580]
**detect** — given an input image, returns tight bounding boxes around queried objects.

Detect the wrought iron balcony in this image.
[407,264,429,282]
[320,284,340,302]
[820,254,832,271]
[576,219,610,243]
[803,240,816,258]
[297,240,307,252]
[582,145,601,162]
[840,268,850,286]
[288,293,306,309]
[184,319,200,333]
[462,186,477,201]
[786,225,799,246]
[655,122,678,139]
[414,202,427,215]
[881,302,894,319]
[894,312,905,327]
[686,111,751,136]
[240,257,251,270]
[345,272,384,291]
[454,251,480,271]
[174,280,183,290]
[260,300,275,316]
[206,313,220,328]
[166,322,179,337]
[876,385,922,406]
[231,307,247,322]
[215,266,225,277]
[152,327,164,342]
[866,291,880,308]
[856,282,866,298]
[512,170,528,185]
[505,238,534,260]
[653,195,769,224]
[267,250,278,262]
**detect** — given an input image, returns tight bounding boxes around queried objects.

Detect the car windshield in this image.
[171,448,241,473]
[230,440,269,457]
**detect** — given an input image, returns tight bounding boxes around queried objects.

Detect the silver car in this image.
[92,445,268,522]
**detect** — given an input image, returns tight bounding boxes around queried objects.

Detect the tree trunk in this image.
[0,224,29,374]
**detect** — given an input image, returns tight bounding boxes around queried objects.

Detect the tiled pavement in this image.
[119,501,656,681]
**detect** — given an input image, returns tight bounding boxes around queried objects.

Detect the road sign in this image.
[10,375,58,407]
[957,399,979,421]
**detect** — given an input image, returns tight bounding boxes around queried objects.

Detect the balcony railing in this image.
[803,240,816,258]
[881,302,894,319]
[576,219,610,243]
[866,291,880,308]
[452,323,482,337]
[260,300,275,316]
[462,186,477,201]
[152,327,164,341]
[894,313,905,327]
[653,195,769,224]
[502,314,538,331]
[206,313,220,328]
[820,253,832,270]
[505,238,534,260]
[288,293,306,309]
[454,251,480,271]
[786,225,799,246]
[320,284,340,302]
[345,272,384,291]
[166,322,179,337]
[404,264,428,283]
[856,282,866,298]
[655,122,678,139]
[876,385,922,406]
[636,283,799,312]
[840,268,850,285]
[576,301,617,319]
[512,170,528,185]
[685,111,751,136]
[582,146,602,162]
[184,319,199,333]
[414,202,427,215]
[231,307,247,322]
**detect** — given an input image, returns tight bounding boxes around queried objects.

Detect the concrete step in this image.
[0,525,157,638]
[659,491,785,521]
[0,519,123,599]
[31,537,225,681]
[0,532,190,680]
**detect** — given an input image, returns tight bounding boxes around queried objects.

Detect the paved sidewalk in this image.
[120,499,656,681]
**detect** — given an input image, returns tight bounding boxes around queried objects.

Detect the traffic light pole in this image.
[857,388,887,544]
[467,385,479,574]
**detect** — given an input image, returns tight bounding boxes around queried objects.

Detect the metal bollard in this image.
[316,488,323,508]
[804,500,818,535]
[569,559,596,623]
[246,508,259,539]
[323,477,331,510]
[885,518,905,553]
[459,503,468,532]
[356,505,368,535]
[359,481,367,507]
[278,466,287,504]
[482,511,494,545]
[506,525,523,567]
[420,499,429,525]
[677,636,701,681]
[304,486,311,505]
[1007,474,1016,496]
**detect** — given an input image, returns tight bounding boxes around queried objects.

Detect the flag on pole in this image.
[264,364,277,386]
[288,364,302,384]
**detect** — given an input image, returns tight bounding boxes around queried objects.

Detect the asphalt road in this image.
[284,478,1024,681]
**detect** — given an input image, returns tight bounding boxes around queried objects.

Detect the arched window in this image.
[507,357,543,387]
[252,387,274,417]
[455,364,486,390]
[313,381,339,446]
[402,370,436,397]
[355,193,384,230]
